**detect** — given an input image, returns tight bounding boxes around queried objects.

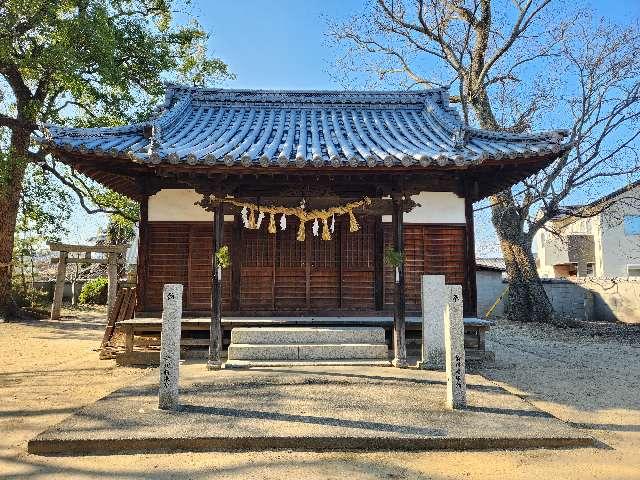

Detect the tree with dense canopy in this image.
[0,0,231,315]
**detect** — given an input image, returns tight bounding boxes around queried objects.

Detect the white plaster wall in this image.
[382,192,465,224]
[150,189,465,224]
[598,188,640,276]
[148,189,234,221]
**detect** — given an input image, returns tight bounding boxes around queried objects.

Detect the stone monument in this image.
[158,283,183,410]
[417,275,446,370]
[444,284,466,410]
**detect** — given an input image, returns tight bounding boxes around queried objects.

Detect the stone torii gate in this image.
[48,242,129,320]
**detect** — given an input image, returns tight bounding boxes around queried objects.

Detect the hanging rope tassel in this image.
[268,213,277,234]
[348,210,360,232]
[312,218,319,237]
[296,220,306,241]
[241,206,249,228]
[248,208,257,229]
[280,213,287,231]
[321,218,331,240]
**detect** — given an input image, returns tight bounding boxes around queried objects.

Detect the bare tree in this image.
[328,0,640,322]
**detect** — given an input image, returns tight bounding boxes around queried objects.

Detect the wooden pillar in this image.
[106,252,119,320]
[231,213,242,312]
[50,251,68,320]
[391,196,407,368]
[135,195,149,314]
[373,216,384,311]
[207,203,224,370]
[464,196,478,317]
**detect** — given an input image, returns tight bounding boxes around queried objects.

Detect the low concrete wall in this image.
[477,274,640,324]
[579,277,640,324]
[476,271,506,318]
[31,280,87,303]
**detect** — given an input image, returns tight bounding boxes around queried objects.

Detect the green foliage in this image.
[0,1,231,309]
[384,247,404,268]
[17,164,71,241]
[0,0,232,128]
[215,245,231,269]
[79,277,108,305]
[10,282,49,312]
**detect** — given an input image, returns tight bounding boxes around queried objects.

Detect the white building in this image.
[534,181,640,278]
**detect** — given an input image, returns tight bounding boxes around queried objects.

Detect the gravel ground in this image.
[1,309,638,479]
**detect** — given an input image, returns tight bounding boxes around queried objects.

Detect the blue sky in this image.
[67,0,640,255]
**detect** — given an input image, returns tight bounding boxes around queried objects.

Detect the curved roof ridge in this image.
[163,82,449,109]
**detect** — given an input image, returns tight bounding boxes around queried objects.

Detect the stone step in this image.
[230,326,386,345]
[224,359,392,368]
[227,343,389,361]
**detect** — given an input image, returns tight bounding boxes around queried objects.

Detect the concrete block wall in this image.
[476,273,640,324]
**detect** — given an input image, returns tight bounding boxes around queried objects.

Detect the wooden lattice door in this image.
[239,223,275,311]
[309,230,339,309]
[274,218,307,310]
[340,216,376,310]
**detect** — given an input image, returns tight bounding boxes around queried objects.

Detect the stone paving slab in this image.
[28,364,594,455]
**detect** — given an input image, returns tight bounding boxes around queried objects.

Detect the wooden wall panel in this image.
[145,223,190,310]
[240,225,274,310]
[275,219,306,310]
[423,226,466,286]
[144,220,468,315]
[310,233,339,309]
[341,217,375,309]
[404,225,425,311]
[187,223,232,311]
[383,224,466,313]
[146,222,231,312]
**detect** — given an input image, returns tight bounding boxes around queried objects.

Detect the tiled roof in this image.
[37,84,570,168]
[476,258,506,271]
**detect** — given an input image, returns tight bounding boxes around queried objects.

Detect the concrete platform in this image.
[230,326,386,344]
[227,326,389,363]
[28,364,594,455]
[228,343,389,360]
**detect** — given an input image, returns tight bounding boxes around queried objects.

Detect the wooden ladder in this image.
[100,287,136,359]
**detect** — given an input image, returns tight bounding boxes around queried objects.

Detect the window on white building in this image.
[627,265,640,277]
[623,215,640,235]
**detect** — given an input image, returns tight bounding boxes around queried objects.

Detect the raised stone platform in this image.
[226,327,390,366]
[28,364,594,455]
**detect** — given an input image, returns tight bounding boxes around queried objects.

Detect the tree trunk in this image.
[470,93,555,324]
[0,131,29,317]
[490,191,553,323]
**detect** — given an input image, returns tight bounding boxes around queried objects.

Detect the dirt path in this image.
[0,312,638,479]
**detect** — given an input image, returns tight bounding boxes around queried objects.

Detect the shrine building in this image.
[37,84,570,363]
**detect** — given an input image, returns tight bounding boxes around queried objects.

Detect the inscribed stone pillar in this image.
[418,275,446,370]
[158,284,183,410]
[444,284,466,410]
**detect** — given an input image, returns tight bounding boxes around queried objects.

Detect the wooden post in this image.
[136,195,149,314]
[391,196,407,368]
[373,216,384,311]
[231,213,242,312]
[207,202,224,370]
[106,253,119,320]
[464,196,478,317]
[50,251,68,320]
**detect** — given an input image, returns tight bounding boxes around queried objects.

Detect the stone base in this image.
[226,327,389,364]
[391,357,409,368]
[28,364,595,455]
[224,359,392,368]
[416,360,443,371]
